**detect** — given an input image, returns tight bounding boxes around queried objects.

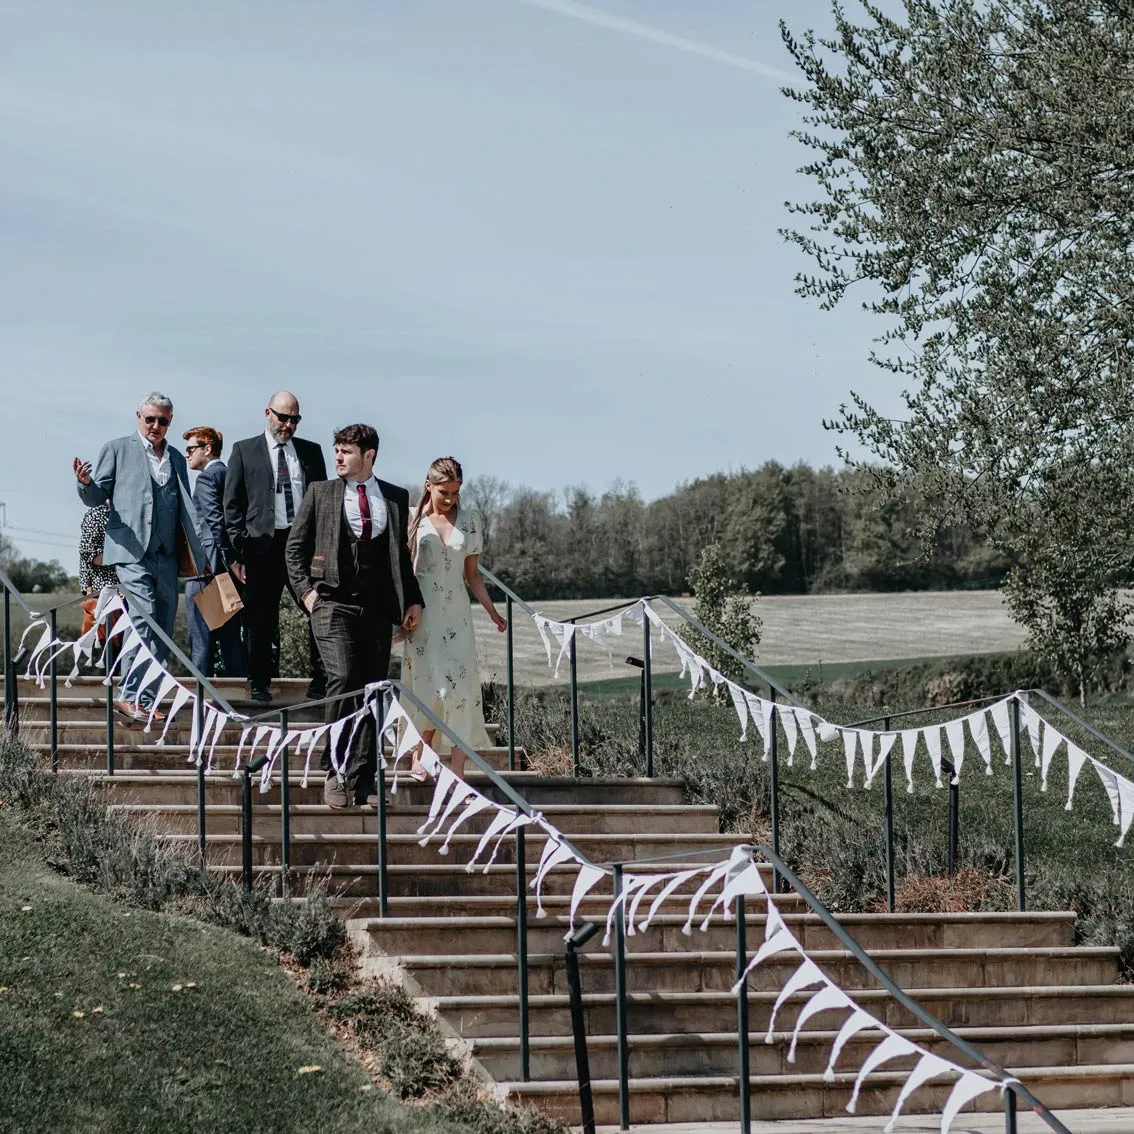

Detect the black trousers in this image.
[310,596,393,802]
[242,529,326,691]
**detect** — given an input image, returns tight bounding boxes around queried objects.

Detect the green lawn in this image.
[0,815,445,1134]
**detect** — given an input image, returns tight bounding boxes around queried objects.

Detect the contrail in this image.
[512,0,796,83]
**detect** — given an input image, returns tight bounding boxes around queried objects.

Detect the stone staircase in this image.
[7,674,1134,1127]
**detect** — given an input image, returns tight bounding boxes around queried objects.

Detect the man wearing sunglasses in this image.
[223,391,328,702]
[73,393,212,721]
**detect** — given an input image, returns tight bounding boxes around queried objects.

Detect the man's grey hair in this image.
[137,392,174,414]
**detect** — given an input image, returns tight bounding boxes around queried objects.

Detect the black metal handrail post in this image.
[241,764,254,891]
[612,863,630,1131]
[3,587,15,736]
[735,892,751,1134]
[1010,695,1026,912]
[195,679,206,872]
[377,688,390,917]
[515,824,530,1081]
[642,612,653,777]
[279,708,291,896]
[569,631,580,777]
[104,635,116,775]
[948,774,959,874]
[882,715,895,913]
[505,595,515,771]
[565,921,600,1134]
[49,608,58,775]
[1005,1086,1018,1133]
[768,690,781,892]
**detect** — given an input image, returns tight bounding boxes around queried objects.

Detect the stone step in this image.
[432,984,1134,1038]
[75,770,688,808]
[169,829,743,868]
[474,1022,1134,1082]
[504,1063,1134,1125]
[7,676,315,709]
[391,946,1119,999]
[48,742,519,773]
[349,909,1076,956]
[108,802,721,838]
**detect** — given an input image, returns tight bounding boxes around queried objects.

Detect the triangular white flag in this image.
[530,839,577,919]
[1020,701,1042,763]
[437,793,493,856]
[863,733,897,789]
[842,730,858,788]
[824,1008,880,1082]
[847,1032,918,1114]
[940,1071,997,1133]
[765,958,824,1043]
[944,718,966,784]
[1065,743,1088,811]
[1116,775,1134,848]
[795,709,818,769]
[1092,758,1122,826]
[900,729,919,794]
[923,726,943,787]
[967,711,992,775]
[781,707,798,765]
[787,984,852,1063]
[727,681,749,742]
[565,864,606,940]
[882,1052,954,1133]
[1039,722,1063,792]
[989,699,1013,763]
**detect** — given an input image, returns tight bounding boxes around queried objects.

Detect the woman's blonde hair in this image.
[409,456,463,551]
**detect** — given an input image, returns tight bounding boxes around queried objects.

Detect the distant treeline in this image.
[469,463,1008,601]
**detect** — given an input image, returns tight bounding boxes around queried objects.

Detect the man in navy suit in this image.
[73,393,211,720]
[183,426,245,678]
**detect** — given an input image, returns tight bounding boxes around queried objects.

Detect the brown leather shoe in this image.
[323,776,349,809]
[113,699,146,724]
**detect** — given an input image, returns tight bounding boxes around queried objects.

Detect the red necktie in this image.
[357,483,372,540]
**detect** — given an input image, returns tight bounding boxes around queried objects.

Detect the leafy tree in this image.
[0,534,70,594]
[686,542,762,683]
[782,0,1134,684]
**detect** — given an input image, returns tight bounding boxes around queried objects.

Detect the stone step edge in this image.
[500,1062,1134,1094]
[64,770,685,787]
[390,946,1121,967]
[158,832,742,846]
[427,984,1134,1009]
[108,802,715,816]
[347,909,1076,926]
[472,1021,1134,1051]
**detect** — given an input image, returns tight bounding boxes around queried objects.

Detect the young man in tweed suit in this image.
[285,423,424,807]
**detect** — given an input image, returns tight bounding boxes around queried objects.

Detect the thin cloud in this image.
[512,0,795,83]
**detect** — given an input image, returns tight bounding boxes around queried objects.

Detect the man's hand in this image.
[230,563,246,584]
[402,604,423,633]
[491,610,508,633]
[303,590,320,614]
[73,457,92,485]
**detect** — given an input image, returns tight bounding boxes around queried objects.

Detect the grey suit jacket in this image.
[77,433,211,572]
[285,478,424,621]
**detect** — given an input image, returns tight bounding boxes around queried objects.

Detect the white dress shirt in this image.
[264,428,304,529]
[139,432,171,486]
[342,475,388,538]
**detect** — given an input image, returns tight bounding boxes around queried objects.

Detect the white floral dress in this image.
[401,506,491,754]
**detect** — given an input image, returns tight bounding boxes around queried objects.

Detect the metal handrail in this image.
[848,692,1010,731]
[124,598,236,717]
[565,599,644,625]
[757,844,1070,1134]
[646,594,802,706]
[479,565,539,618]
[1024,686,1134,772]
[0,565,37,616]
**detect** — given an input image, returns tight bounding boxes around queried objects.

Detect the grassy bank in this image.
[0,736,563,1134]
[0,815,431,1134]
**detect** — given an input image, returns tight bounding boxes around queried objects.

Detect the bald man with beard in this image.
[224,391,328,702]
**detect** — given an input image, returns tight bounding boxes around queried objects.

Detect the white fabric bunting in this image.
[847,1032,919,1113]
[882,1052,953,1133]
[989,698,1013,763]
[1039,722,1063,791]
[944,718,966,784]
[940,1072,998,1133]
[967,710,993,775]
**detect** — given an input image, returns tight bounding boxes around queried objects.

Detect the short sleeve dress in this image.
[401,506,491,754]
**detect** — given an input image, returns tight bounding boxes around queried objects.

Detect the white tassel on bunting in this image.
[787,985,852,1064]
[727,681,749,741]
[923,725,944,787]
[824,1009,880,1082]
[944,718,966,784]
[566,864,607,940]
[989,698,1013,763]
[765,959,825,1044]
[795,708,819,769]
[1065,743,1088,810]
[781,706,798,765]
[1039,722,1063,791]
[437,793,493,857]
[530,837,577,919]
[157,685,194,747]
[842,730,858,788]
[900,730,919,793]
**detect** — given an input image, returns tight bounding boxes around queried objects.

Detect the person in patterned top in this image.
[79,503,118,595]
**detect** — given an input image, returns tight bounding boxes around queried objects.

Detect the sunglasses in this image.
[142,415,170,427]
[185,443,204,453]
[269,408,301,425]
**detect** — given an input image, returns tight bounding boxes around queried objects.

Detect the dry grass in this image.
[884,867,1012,914]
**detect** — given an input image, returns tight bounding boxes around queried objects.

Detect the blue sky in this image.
[0,0,895,565]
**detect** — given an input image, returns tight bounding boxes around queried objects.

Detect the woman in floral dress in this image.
[403,457,507,778]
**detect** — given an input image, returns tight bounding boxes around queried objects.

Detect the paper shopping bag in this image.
[193,572,244,630]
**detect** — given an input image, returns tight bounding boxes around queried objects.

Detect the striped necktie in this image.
[276,444,295,524]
